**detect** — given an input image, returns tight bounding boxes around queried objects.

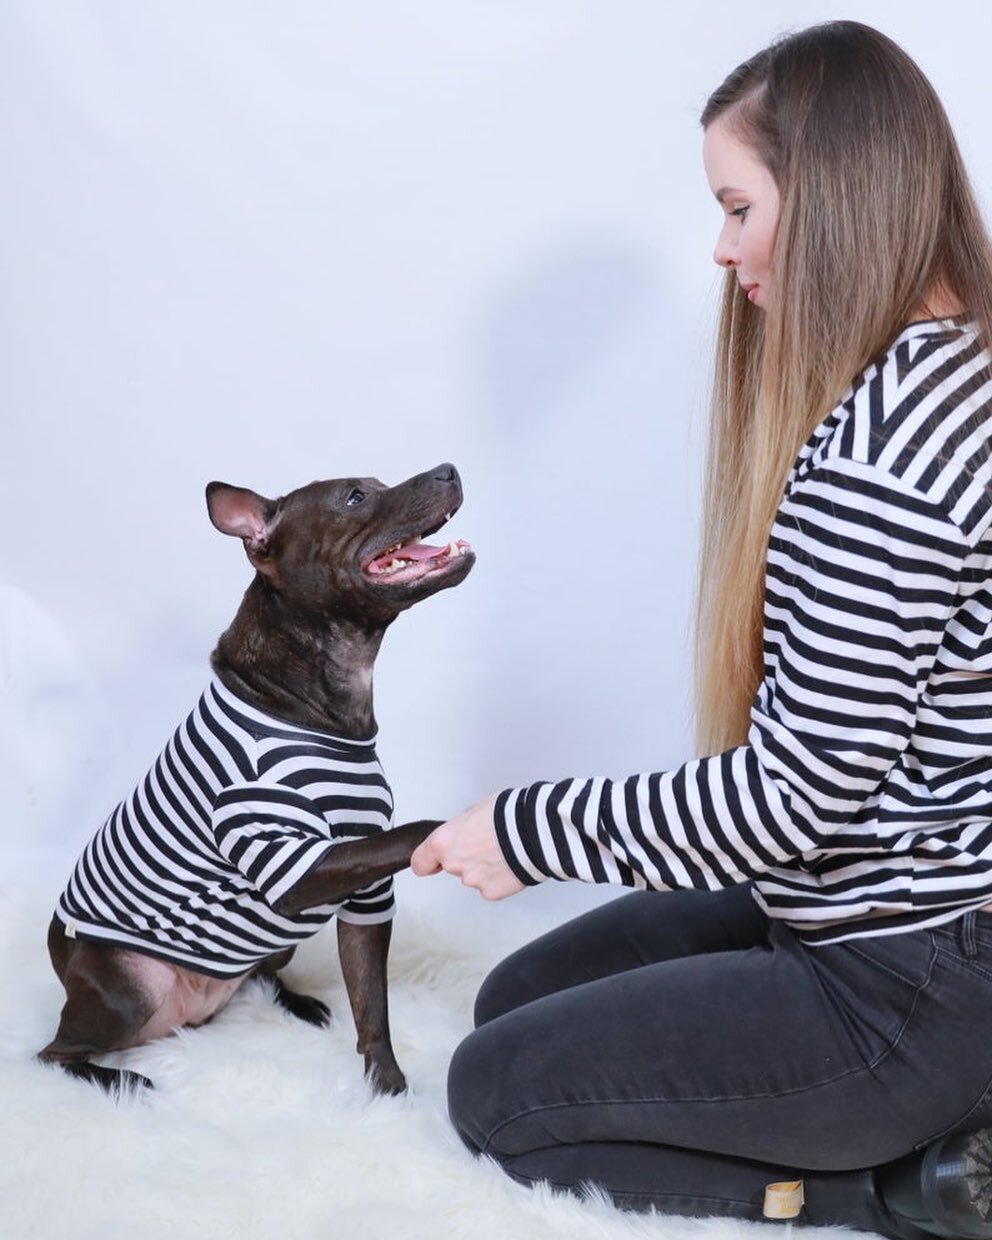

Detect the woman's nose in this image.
[713,221,737,269]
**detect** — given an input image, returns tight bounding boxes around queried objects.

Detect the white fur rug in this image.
[0,887,873,1240]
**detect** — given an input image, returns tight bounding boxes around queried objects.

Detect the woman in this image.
[412,21,992,1240]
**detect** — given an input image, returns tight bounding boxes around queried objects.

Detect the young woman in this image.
[412,21,992,1240]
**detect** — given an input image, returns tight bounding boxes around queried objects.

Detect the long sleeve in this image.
[495,455,971,921]
[212,783,339,907]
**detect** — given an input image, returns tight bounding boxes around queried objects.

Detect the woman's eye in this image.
[346,489,366,507]
[730,205,750,221]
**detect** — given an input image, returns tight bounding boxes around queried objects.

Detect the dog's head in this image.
[206,463,475,625]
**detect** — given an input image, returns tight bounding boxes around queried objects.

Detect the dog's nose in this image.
[432,464,458,484]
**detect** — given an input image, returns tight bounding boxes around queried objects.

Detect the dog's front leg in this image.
[336,919,407,1095]
[273,820,441,916]
[271,820,441,1094]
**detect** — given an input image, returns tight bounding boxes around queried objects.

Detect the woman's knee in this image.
[473,951,526,1027]
[473,892,666,1027]
[472,931,585,1026]
[449,989,564,1157]
[447,1024,502,1153]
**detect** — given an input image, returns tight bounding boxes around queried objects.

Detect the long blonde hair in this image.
[695,21,992,755]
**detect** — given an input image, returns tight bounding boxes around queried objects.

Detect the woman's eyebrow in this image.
[715,186,744,203]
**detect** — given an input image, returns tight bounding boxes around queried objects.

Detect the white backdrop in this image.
[4,0,992,938]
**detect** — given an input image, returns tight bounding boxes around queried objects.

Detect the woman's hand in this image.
[410,794,526,900]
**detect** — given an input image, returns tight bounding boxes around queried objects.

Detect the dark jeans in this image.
[447,886,992,1231]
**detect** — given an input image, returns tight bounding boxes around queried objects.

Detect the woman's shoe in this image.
[879,1128,992,1239]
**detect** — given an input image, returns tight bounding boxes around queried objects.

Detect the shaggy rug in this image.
[0,884,873,1240]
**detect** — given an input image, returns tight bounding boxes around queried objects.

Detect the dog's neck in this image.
[210,579,388,740]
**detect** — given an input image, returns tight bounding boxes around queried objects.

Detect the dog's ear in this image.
[206,482,280,562]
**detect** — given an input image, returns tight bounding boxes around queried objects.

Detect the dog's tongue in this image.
[393,541,442,561]
[368,538,472,575]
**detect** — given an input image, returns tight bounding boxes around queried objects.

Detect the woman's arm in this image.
[414,455,970,900]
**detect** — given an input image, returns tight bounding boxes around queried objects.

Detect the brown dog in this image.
[38,463,474,1095]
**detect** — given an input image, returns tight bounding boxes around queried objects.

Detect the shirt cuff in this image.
[494,786,551,885]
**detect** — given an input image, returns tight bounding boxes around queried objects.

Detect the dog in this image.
[38,463,474,1096]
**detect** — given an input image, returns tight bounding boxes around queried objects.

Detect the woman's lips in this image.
[743,283,760,303]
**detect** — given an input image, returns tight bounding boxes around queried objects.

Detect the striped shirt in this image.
[496,316,992,945]
[56,678,395,976]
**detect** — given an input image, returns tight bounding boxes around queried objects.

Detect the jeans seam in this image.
[483,1061,876,1152]
[843,939,932,989]
[862,934,936,1069]
[932,945,992,985]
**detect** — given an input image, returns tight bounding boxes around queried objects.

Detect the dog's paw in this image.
[366,1061,408,1097]
[269,977,332,1028]
[284,992,332,1028]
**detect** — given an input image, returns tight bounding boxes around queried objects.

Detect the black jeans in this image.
[447,886,992,1230]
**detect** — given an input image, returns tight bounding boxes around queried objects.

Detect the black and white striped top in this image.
[56,678,395,976]
[496,316,992,945]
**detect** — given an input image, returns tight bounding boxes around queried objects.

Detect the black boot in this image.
[775,1134,992,1239]
[878,1129,992,1240]
[795,1167,930,1239]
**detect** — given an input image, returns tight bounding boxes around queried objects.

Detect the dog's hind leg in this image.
[255,947,331,1028]
[39,926,157,1093]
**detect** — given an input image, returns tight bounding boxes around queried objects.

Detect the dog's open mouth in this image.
[364,513,472,585]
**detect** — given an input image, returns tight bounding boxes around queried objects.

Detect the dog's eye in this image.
[346,489,366,507]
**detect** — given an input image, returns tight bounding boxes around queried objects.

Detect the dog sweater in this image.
[55,678,395,976]
[495,316,992,946]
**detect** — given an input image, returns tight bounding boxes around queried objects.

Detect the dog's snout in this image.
[432,463,458,485]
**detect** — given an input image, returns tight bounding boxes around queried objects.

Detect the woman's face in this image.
[703,116,780,309]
